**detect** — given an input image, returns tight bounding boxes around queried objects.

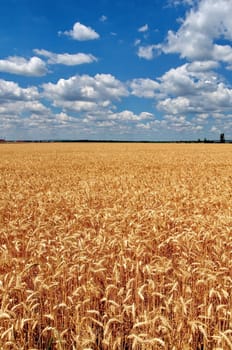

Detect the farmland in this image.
[0,143,232,349]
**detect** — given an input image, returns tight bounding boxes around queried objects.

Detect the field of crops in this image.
[0,143,231,349]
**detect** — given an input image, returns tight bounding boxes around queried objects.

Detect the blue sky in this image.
[0,0,231,140]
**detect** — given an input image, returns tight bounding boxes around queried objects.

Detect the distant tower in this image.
[220,133,225,143]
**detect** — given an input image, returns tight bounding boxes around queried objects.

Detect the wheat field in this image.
[0,143,231,350]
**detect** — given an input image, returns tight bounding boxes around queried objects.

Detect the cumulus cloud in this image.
[43,74,128,104]
[99,15,107,22]
[109,110,154,121]
[186,60,219,72]
[167,0,196,7]
[54,101,99,112]
[131,60,232,124]
[205,83,232,108]
[55,112,76,124]
[161,0,232,66]
[130,78,160,98]
[0,78,157,139]
[139,0,232,71]
[134,39,141,47]
[136,122,151,129]
[138,24,149,33]
[0,79,49,120]
[163,114,203,133]
[0,78,52,137]
[158,97,191,115]
[42,74,128,116]
[137,45,157,60]
[0,79,39,101]
[213,44,232,67]
[37,61,231,137]
[0,56,47,76]
[0,101,49,118]
[34,49,97,66]
[156,63,232,116]
[61,22,100,41]
[210,125,219,133]
[158,64,197,97]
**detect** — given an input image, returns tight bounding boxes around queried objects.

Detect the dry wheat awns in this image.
[0,143,231,349]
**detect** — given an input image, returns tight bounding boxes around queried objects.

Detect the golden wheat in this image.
[0,143,231,349]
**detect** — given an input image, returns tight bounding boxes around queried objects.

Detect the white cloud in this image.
[138,24,149,33]
[42,74,128,113]
[55,112,75,123]
[139,112,154,119]
[163,29,211,61]
[61,22,100,41]
[210,125,219,133]
[99,15,107,22]
[167,0,196,7]
[0,79,39,101]
[0,79,50,121]
[97,120,116,127]
[0,56,47,76]
[131,61,232,123]
[0,79,52,137]
[130,78,160,98]
[186,60,219,72]
[163,114,203,132]
[134,39,141,47]
[53,100,99,112]
[137,45,157,60]
[34,49,97,66]
[213,44,232,67]
[0,101,49,118]
[158,97,190,115]
[158,64,198,96]
[136,122,151,129]
[109,110,154,121]
[195,113,209,121]
[158,63,232,114]
[205,83,232,108]
[161,0,232,64]
[158,62,222,97]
